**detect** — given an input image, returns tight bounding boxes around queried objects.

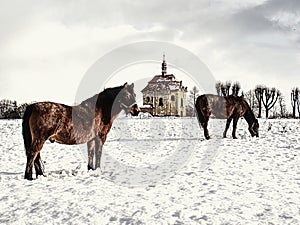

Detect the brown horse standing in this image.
[22,83,139,180]
[195,94,259,140]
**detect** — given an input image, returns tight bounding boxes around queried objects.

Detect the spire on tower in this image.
[161,52,167,76]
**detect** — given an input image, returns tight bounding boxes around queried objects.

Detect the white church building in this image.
[140,54,187,117]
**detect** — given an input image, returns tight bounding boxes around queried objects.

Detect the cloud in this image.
[0,1,37,47]
[0,0,300,105]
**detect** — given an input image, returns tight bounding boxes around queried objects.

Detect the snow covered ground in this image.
[0,117,300,224]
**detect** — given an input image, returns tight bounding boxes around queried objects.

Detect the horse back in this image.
[196,94,228,119]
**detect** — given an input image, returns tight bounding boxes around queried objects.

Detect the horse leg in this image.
[203,118,210,140]
[232,117,239,139]
[34,153,45,178]
[95,138,103,168]
[223,118,232,138]
[25,139,45,180]
[95,135,105,169]
[195,105,209,139]
[87,139,96,170]
[25,152,38,180]
[87,135,105,170]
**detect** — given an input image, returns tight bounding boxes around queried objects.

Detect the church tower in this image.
[161,53,167,76]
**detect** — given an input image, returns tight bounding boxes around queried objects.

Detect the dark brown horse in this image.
[195,94,259,140]
[22,83,140,180]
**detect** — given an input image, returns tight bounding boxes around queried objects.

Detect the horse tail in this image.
[195,96,205,128]
[22,104,34,156]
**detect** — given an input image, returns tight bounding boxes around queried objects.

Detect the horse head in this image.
[249,119,259,137]
[119,83,140,116]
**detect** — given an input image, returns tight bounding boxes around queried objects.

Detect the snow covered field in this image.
[0,117,300,225]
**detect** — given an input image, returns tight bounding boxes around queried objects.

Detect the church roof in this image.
[141,53,187,93]
[141,74,186,92]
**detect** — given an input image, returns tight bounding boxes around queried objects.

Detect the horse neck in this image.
[99,87,123,118]
[243,106,255,127]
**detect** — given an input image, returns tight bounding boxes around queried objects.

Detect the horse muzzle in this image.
[120,102,140,116]
[130,103,140,116]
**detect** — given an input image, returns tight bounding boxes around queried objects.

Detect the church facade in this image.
[140,54,187,117]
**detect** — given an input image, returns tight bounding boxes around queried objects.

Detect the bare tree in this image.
[262,87,279,118]
[221,81,231,96]
[254,85,264,118]
[231,82,241,96]
[278,92,287,118]
[291,87,299,118]
[216,81,232,96]
[189,86,200,116]
[215,81,222,96]
[216,81,241,97]
[244,90,258,115]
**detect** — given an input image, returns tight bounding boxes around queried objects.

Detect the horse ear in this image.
[130,83,134,88]
[124,82,128,87]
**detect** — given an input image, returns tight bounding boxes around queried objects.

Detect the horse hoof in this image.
[24,176,33,181]
[24,173,33,180]
[87,164,94,170]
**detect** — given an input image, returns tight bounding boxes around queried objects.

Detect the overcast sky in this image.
[1,0,300,106]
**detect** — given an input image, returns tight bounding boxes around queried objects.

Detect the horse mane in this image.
[78,84,125,106]
[102,84,125,99]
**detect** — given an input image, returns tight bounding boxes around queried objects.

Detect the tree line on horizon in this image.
[1,82,300,119]
[0,99,29,119]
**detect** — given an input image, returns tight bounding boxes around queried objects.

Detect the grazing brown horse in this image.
[22,83,140,180]
[195,94,259,140]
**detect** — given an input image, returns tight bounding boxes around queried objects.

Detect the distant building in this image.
[140,54,187,116]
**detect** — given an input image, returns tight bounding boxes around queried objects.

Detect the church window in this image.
[146,96,150,103]
[159,98,164,106]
